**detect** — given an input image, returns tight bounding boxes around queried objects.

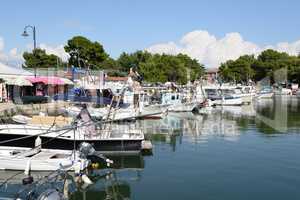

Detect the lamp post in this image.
[22,25,37,76]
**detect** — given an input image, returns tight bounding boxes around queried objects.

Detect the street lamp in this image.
[22,25,37,76]
[22,25,36,49]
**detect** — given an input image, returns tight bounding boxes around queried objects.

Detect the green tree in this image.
[117,51,204,84]
[257,49,289,62]
[64,36,108,69]
[176,53,205,81]
[117,50,152,72]
[219,55,255,83]
[23,48,61,68]
[219,49,300,84]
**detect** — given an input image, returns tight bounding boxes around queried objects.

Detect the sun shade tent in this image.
[27,76,65,85]
[26,76,74,85]
[0,77,33,86]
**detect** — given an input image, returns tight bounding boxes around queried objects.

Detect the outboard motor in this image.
[78,142,96,159]
[78,142,113,167]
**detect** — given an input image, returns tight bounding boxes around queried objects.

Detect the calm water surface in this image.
[2,97,300,199]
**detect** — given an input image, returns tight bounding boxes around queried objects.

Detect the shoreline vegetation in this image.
[22,36,204,85]
[219,49,300,84]
[22,36,300,85]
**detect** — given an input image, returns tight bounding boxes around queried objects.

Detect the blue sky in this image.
[1,0,300,66]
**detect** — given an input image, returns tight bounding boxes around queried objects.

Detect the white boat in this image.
[168,102,197,112]
[198,106,213,115]
[11,115,32,124]
[236,86,256,104]
[0,146,89,171]
[160,92,198,112]
[0,113,146,154]
[274,88,292,96]
[63,103,168,121]
[204,86,242,106]
[257,87,274,99]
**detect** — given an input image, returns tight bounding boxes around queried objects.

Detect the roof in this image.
[205,68,219,73]
[26,76,74,85]
[105,76,128,82]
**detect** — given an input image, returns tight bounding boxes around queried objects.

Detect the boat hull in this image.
[257,92,273,99]
[211,97,242,106]
[168,102,197,112]
[0,134,143,154]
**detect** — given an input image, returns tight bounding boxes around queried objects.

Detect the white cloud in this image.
[146,30,300,68]
[0,36,69,67]
[271,40,300,56]
[147,42,181,55]
[39,43,69,62]
[0,36,23,66]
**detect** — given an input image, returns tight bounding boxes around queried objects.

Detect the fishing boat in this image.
[63,103,168,121]
[0,111,146,154]
[160,92,198,112]
[204,86,242,106]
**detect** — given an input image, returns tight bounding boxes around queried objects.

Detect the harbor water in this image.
[2,96,300,199]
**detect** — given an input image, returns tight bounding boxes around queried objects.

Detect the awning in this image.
[0,76,33,86]
[27,76,65,85]
[26,76,73,85]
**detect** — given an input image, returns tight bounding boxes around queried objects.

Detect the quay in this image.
[0,101,71,118]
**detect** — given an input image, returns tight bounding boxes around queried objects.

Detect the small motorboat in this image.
[0,142,113,172]
[204,87,243,106]
[11,115,32,124]
[256,87,274,99]
[0,146,87,171]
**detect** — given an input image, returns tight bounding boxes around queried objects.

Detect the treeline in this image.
[219,49,300,83]
[23,36,204,84]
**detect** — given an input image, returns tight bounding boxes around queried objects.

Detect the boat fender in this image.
[106,159,114,167]
[81,174,93,185]
[22,176,34,185]
[24,160,31,176]
[35,136,42,148]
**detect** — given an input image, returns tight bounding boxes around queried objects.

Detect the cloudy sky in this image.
[0,0,300,68]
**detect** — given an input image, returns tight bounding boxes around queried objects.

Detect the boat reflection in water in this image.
[71,170,133,200]
[70,153,144,200]
[143,110,244,144]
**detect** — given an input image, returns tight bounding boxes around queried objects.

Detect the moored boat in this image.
[0,111,146,154]
[257,87,274,99]
[204,86,242,106]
